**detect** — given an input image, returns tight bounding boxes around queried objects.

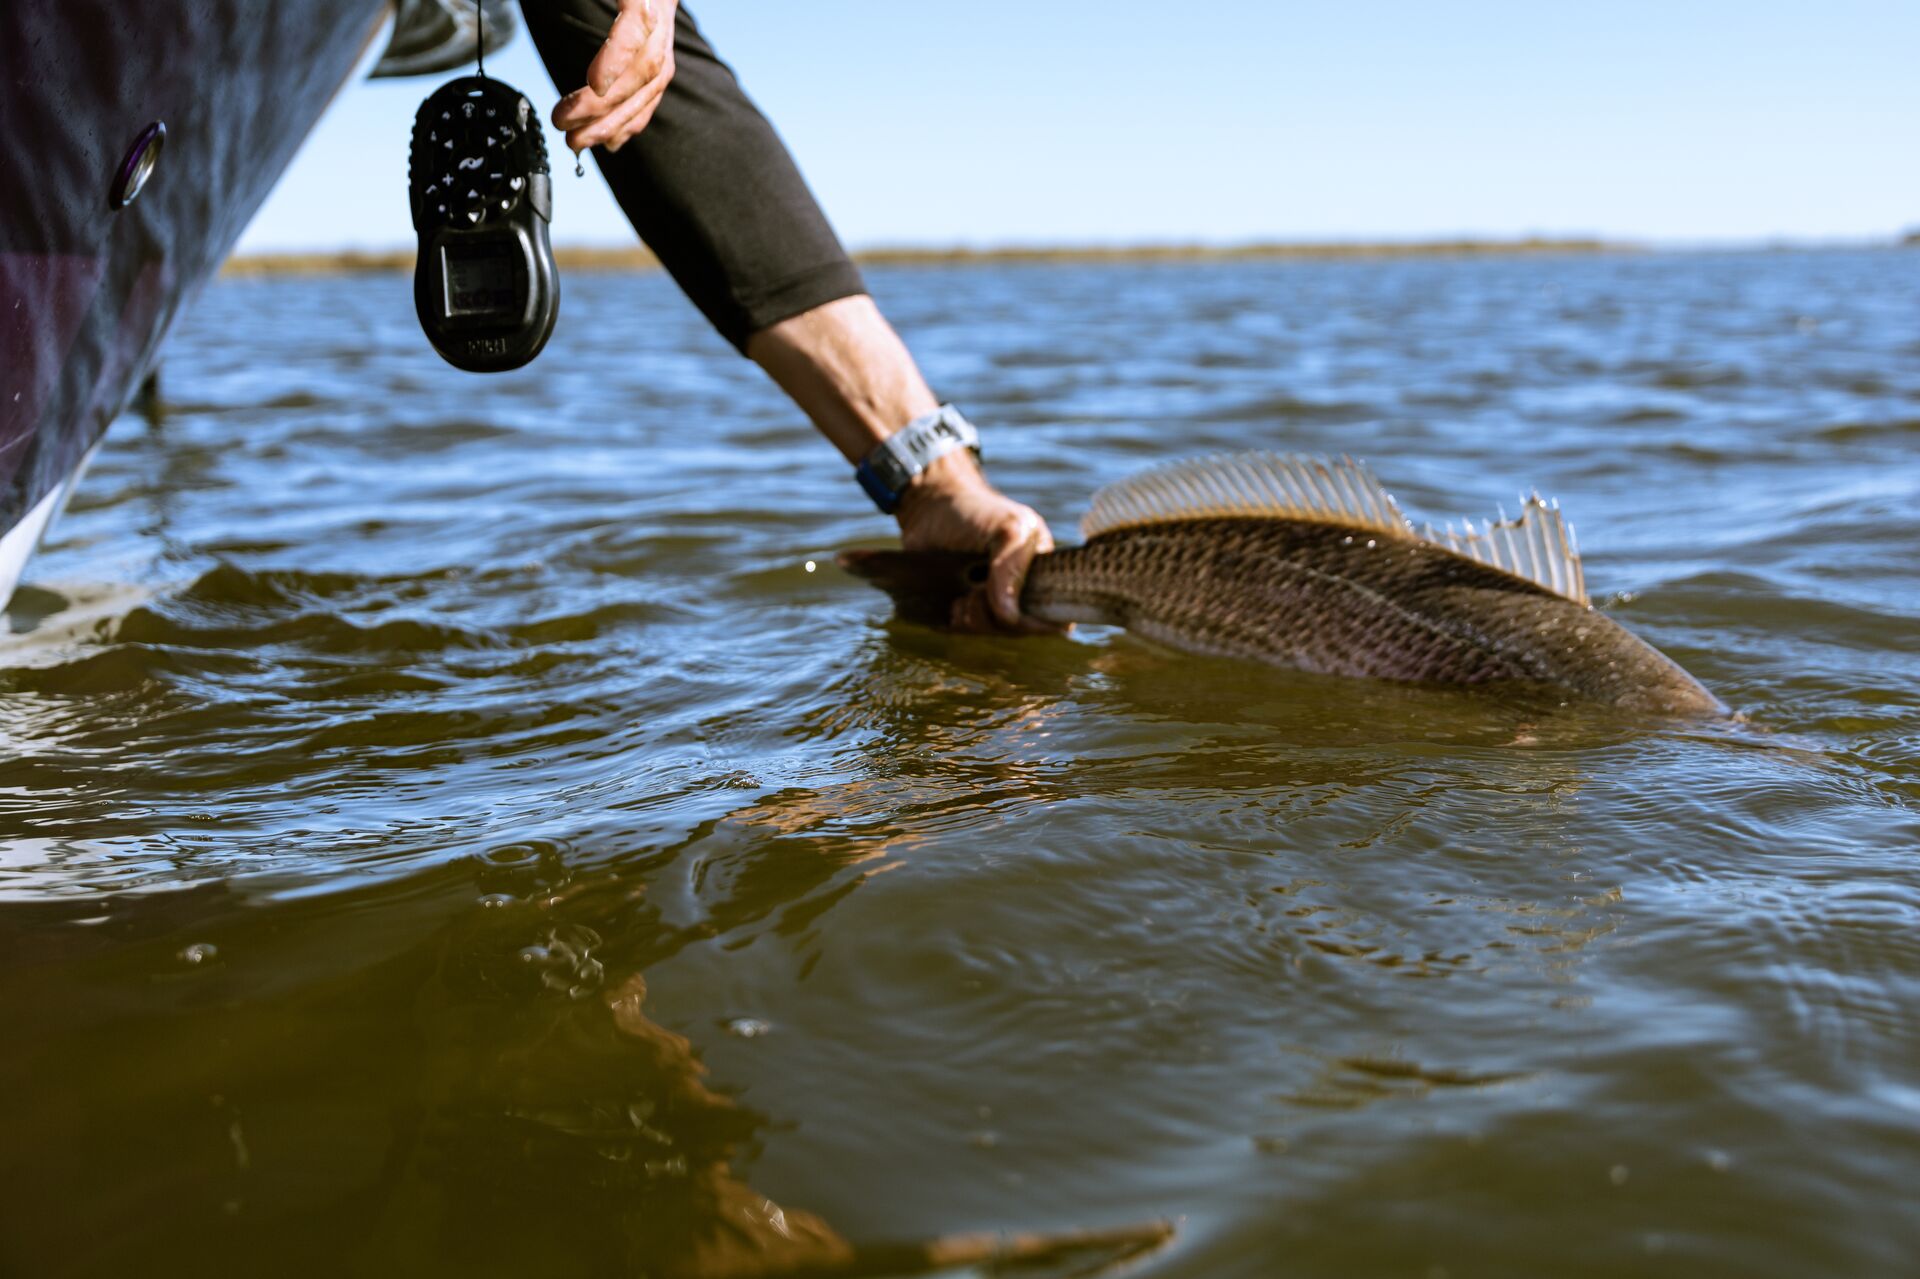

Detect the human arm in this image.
[746,296,1060,633]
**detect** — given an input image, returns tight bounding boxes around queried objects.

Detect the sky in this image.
[238,0,1920,253]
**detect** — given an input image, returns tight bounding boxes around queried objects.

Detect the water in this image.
[3,252,1917,1276]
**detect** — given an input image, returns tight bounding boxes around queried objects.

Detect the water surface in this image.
[4,251,1918,1276]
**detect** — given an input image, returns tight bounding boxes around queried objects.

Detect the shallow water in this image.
[3,251,1918,1277]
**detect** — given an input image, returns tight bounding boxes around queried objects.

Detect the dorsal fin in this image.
[1420,496,1589,606]
[1081,452,1413,541]
[1081,451,1592,607]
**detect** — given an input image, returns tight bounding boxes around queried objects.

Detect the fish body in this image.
[842,454,1722,717]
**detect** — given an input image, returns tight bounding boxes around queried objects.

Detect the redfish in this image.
[841,453,1721,716]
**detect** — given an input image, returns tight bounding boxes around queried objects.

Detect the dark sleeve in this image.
[521,1,868,353]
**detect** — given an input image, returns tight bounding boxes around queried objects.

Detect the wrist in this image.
[853,404,981,515]
[893,450,985,522]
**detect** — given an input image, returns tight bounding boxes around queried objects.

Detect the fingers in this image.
[586,62,672,152]
[986,510,1062,634]
[949,586,997,633]
[550,43,665,134]
[556,56,671,152]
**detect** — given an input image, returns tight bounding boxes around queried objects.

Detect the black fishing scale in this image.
[407,11,559,372]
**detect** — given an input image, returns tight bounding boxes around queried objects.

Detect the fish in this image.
[840,452,1723,717]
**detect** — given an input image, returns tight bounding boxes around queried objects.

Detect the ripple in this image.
[6,251,1920,1276]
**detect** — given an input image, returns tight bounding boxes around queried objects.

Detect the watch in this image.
[854,404,981,514]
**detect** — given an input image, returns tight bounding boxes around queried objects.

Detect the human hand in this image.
[550,0,679,154]
[896,452,1062,634]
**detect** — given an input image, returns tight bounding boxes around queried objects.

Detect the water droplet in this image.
[179,942,218,965]
[804,560,816,573]
[477,893,516,909]
[726,1017,771,1038]
[575,154,586,178]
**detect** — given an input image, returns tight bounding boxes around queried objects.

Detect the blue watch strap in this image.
[854,405,981,514]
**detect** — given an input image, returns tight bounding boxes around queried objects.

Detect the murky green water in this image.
[4,252,1918,1277]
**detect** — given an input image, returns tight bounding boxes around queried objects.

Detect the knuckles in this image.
[990,513,1031,548]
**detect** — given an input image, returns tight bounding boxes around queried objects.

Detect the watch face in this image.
[873,443,915,493]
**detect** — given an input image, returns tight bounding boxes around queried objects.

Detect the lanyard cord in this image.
[476,3,487,79]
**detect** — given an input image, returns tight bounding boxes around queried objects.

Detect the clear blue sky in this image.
[238,0,1919,252]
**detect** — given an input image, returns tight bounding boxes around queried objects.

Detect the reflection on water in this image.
[3,252,1919,1276]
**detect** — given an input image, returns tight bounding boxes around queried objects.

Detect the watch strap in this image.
[854,404,981,514]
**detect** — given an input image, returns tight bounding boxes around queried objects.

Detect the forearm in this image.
[745,294,938,463]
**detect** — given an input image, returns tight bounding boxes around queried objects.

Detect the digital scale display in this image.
[441,243,517,317]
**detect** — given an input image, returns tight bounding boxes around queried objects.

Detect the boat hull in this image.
[0,0,392,605]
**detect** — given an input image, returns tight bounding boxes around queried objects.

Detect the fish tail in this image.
[836,549,990,627]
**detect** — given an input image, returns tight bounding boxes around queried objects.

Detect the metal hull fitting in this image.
[0,1,513,608]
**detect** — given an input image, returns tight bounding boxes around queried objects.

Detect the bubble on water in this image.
[519,926,605,999]
[725,1017,771,1038]
[477,893,516,909]
[179,942,218,965]
[1706,1150,1731,1172]
[804,560,816,573]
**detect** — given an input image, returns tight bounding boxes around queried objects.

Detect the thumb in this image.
[588,4,650,95]
[986,514,1055,631]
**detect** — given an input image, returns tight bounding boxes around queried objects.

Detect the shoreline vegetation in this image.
[221,236,1916,277]
[221,238,1631,277]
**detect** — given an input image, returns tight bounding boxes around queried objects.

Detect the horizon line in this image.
[221,233,1917,277]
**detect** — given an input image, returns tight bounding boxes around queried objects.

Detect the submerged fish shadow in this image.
[846,610,1687,756]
